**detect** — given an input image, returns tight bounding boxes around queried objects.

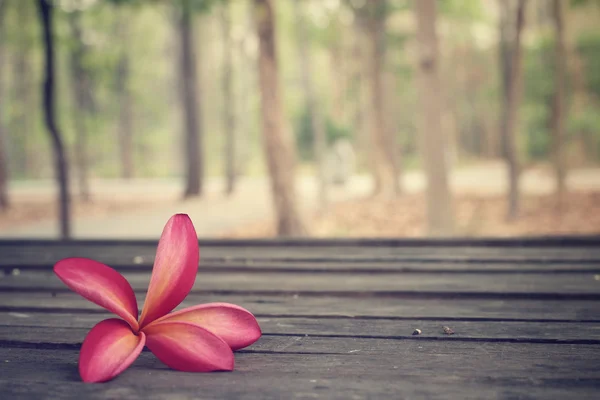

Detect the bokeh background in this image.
[0,0,599,239]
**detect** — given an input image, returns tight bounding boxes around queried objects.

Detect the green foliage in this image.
[105,0,224,12]
[522,31,600,162]
[4,0,600,183]
[571,0,600,7]
[295,107,351,161]
[568,105,600,160]
[577,32,600,100]
[437,0,485,21]
[523,103,551,160]
[523,36,559,160]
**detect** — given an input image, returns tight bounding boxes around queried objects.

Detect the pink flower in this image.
[53,214,261,383]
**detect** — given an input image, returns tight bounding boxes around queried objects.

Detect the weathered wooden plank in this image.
[2,242,600,266]
[2,341,600,376]
[1,314,599,343]
[1,240,598,399]
[2,271,599,298]
[1,348,599,399]
[3,378,598,400]
[3,236,600,247]
[1,342,599,379]
[6,259,600,274]
[1,293,599,322]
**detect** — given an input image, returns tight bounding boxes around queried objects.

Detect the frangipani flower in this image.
[53,214,261,383]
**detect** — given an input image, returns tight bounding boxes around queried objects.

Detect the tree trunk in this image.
[365,0,399,196]
[220,3,237,196]
[384,68,403,194]
[414,0,454,236]
[351,14,369,170]
[68,10,91,202]
[179,0,203,198]
[14,1,35,177]
[253,0,305,236]
[293,0,328,210]
[235,4,254,175]
[330,36,346,125]
[116,53,134,180]
[504,0,527,220]
[37,0,71,239]
[115,12,134,180]
[551,0,567,208]
[0,0,9,211]
[498,0,513,161]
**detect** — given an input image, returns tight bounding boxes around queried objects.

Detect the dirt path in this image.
[1,162,599,239]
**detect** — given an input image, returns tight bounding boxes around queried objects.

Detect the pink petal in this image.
[148,303,261,350]
[143,321,234,372]
[54,258,139,331]
[79,318,146,383]
[138,214,199,328]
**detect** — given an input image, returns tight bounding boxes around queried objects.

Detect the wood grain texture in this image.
[4,379,598,400]
[1,292,599,321]
[1,239,599,399]
[1,241,600,266]
[2,271,600,298]
[1,316,599,344]
[6,259,600,273]
[1,346,599,399]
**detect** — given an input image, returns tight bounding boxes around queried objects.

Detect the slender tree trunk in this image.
[220,3,237,196]
[415,0,454,236]
[179,0,203,198]
[384,67,402,194]
[483,107,497,158]
[116,53,134,179]
[293,0,328,210]
[37,0,71,239]
[365,0,399,196]
[498,0,513,161]
[14,1,31,176]
[115,13,134,180]
[254,0,305,236]
[236,8,253,175]
[68,10,91,202]
[351,14,369,169]
[551,0,567,207]
[0,0,9,211]
[504,0,527,220]
[330,37,345,125]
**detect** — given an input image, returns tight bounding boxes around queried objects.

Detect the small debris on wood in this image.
[412,329,422,336]
[443,326,455,335]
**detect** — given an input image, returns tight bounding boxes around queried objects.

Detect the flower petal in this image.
[54,258,139,331]
[143,321,234,372]
[148,303,261,350]
[79,318,145,383]
[138,214,199,328]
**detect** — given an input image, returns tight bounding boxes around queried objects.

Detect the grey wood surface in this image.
[0,238,599,399]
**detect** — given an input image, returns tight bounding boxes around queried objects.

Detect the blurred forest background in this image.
[0,0,600,239]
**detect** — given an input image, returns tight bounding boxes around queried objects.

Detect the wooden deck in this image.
[1,238,599,399]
